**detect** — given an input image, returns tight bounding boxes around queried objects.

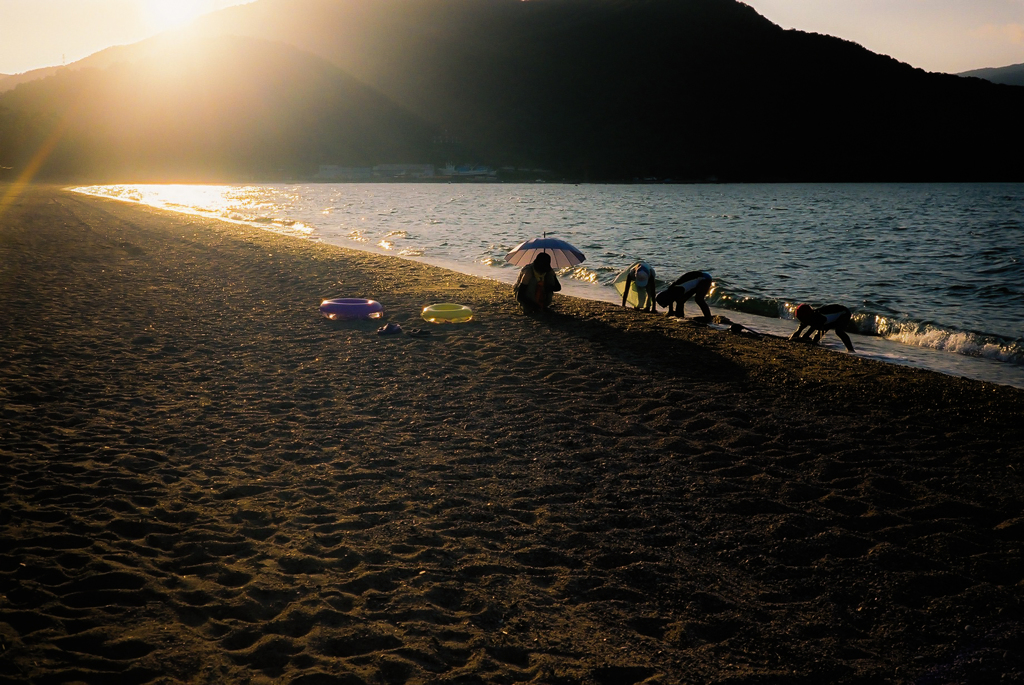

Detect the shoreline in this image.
[3,184,1024,684]
[68,183,1024,391]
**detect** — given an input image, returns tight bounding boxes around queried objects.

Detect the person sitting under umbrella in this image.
[655,270,713,320]
[513,252,561,312]
[790,303,855,352]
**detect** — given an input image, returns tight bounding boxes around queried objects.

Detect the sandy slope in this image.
[1,185,1023,684]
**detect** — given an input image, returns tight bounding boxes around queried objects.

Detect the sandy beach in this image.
[2,184,1024,685]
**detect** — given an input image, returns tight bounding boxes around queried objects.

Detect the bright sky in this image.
[1,0,1022,76]
[0,0,255,75]
[741,0,1024,74]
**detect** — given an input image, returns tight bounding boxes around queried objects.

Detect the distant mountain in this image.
[0,67,62,94]
[0,46,147,95]
[3,0,1022,182]
[959,62,1024,87]
[0,34,435,182]
[182,0,1024,181]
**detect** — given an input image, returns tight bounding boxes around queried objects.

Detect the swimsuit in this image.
[671,271,711,297]
[821,311,846,326]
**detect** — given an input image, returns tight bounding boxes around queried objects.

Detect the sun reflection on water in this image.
[74,184,320,238]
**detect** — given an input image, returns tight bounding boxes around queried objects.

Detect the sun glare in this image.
[142,0,210,32]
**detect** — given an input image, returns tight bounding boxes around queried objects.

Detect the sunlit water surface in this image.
[74,182,1024,389]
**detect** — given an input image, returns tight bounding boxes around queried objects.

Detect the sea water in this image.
[73,183,1024,389]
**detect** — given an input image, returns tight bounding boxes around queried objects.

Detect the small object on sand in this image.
[421,303,473,323]
[320,298,384,320]
[406,328,432,337]
[730,323,763,338]
[377,323,403,335]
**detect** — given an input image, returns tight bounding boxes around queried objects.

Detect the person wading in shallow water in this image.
[513,252,561,313]
[655,270,713,320]
[790,303,856,352]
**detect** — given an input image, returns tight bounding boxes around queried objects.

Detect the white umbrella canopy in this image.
[504,234,586,268]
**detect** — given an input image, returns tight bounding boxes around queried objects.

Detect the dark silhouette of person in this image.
[655,270,712,319]
[513,252,561,312]
[790,303,855,352]
[621,261,657,312]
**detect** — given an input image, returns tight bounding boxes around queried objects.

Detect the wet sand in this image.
[2,184,1023,685]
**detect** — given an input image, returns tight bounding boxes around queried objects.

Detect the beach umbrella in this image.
[504,234,586,268]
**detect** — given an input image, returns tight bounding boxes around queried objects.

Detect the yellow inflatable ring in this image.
[421,303,473,323]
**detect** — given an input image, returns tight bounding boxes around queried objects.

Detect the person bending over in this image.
[513,252,561,312]
[655,270,712,319]
[790,303,855,352]
[621,261,657,312]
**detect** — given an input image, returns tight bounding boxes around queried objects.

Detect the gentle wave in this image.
[71,182,1024,387]
[551,265,1024,367]
[860,315,1024,366]
[706,286,790,320]
[697,285,1024,366]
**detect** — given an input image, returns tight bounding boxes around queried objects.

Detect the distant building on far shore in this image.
[314,163,502,182]
[436,163,497,180]
[315,164,436,181]
[372,164,436,179]
[315,165,374,181]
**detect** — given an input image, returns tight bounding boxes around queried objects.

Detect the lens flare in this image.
[142,0,209,31]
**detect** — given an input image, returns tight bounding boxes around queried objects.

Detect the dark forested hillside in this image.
[187,0,1024,181]
[0,34,434,182]
[3,0,1023,182]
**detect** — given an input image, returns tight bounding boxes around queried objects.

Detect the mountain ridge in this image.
[2,0,1022,182]
[0,33,435,182]
[959,62,1024,87]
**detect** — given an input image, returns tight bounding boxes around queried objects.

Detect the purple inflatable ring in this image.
[319,298,384,320]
